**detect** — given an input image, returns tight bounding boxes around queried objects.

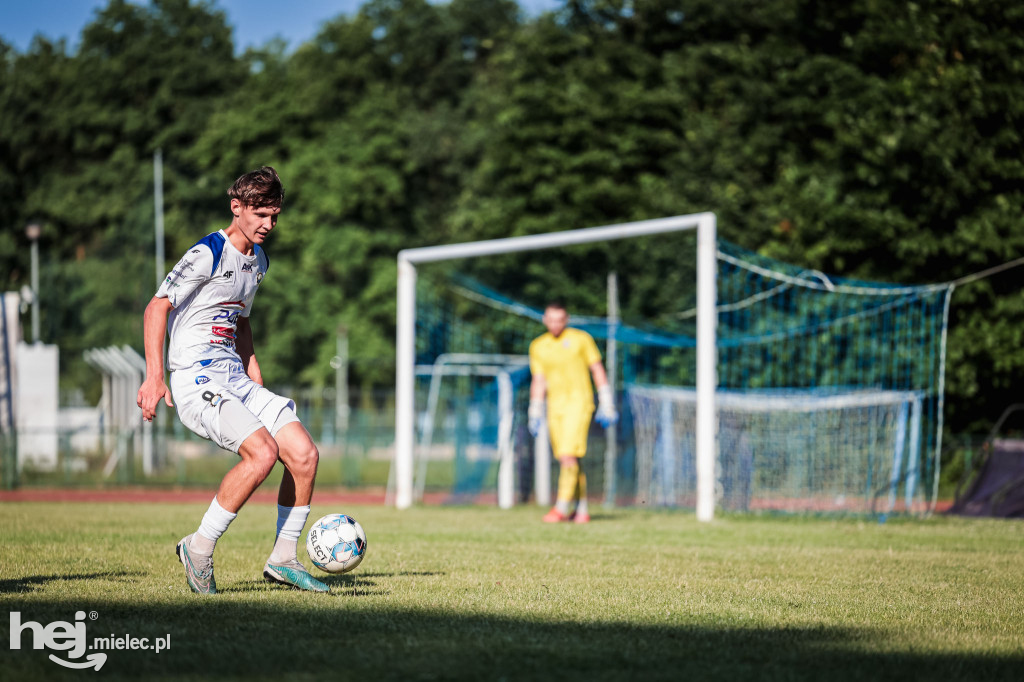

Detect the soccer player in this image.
[136,167,328,595]
[528,301,618,523]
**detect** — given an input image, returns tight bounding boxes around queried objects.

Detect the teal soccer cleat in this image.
[263,559,330,593]
[176,535,217,595]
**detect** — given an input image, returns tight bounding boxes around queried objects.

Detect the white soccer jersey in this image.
[156,230,269,371]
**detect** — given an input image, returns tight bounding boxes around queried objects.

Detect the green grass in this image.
[12,454,445,489]
[1,503,1022,681]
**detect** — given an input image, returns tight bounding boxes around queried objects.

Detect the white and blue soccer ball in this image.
[306,513,367,574]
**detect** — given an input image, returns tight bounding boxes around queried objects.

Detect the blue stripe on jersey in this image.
[191,232,227,276]
[255,244,269,273]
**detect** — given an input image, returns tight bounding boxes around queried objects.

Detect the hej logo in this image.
[9,610,106,670]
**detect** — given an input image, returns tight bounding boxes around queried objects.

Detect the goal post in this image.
[394,213,719,518]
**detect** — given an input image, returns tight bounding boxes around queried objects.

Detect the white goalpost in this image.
[394,213,719,520]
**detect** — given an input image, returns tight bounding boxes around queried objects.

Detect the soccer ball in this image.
[306,513,367,574]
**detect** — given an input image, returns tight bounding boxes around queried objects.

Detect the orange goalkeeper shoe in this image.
[542,508,572,523]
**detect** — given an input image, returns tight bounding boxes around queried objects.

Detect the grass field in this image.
[1,501,1022,681]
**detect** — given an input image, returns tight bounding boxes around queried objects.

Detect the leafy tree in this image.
[2,0,1022,436]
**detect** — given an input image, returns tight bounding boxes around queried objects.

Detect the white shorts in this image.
[169,357,299,453]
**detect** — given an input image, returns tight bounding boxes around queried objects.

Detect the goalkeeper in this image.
[528,301,618,523]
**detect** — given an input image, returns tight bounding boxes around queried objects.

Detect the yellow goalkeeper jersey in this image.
[529,327,602,412]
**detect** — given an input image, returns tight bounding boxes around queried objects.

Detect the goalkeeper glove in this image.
[528,399,545,438]
[595,385,618,428]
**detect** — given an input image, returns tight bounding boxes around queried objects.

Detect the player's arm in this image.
[590,360,618,427]
[530,372,547,403]
[528,372,547,437]
[137,296,175,421]
[235,316,263,386]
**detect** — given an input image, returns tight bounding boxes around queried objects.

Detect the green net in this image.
[412,239,952,514]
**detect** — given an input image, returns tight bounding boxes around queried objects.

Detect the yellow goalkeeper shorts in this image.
[547,407,593,458]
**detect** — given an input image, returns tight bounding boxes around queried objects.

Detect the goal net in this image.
[706,241,952,513]
[628,385,926,513]
[395,218,952,516]
[403,354,531,507]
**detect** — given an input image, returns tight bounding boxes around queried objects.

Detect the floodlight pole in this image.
[334,325,350,436]
[25,223,41,344]
[154,149,165,290]
[395,213,718,519]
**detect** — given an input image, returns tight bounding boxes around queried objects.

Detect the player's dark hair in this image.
[545,299,567,313]
[228,166,284,209]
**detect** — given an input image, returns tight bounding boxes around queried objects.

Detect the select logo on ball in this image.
[306,513,367,574]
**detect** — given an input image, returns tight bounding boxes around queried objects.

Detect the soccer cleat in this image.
[574,511,591,524]
[176,534,217,595]
[263,559,330,593]
[542,508,572,523]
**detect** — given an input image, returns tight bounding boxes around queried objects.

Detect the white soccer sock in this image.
[269,504,310,564]
[576,497,589,516]
[191,497,237,556]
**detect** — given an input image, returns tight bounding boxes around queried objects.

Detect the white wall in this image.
[16,342,59,470]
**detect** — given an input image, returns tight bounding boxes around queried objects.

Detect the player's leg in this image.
[269,420,319,564]
[574,466,590,523]
[178,423,279,595]
[249,399,327,592]
[214,426,280,512]
[543,407,592,523]
[544,455,580,522]
[170,366,276,595]
[274,421,319,507]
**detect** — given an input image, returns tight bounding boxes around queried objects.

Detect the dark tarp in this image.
[948,439,1024,518]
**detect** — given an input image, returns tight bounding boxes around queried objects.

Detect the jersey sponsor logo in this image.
[195,375,210,385]
[211,326,236,340]
[212,309,240,324]
[166,256,195,283]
